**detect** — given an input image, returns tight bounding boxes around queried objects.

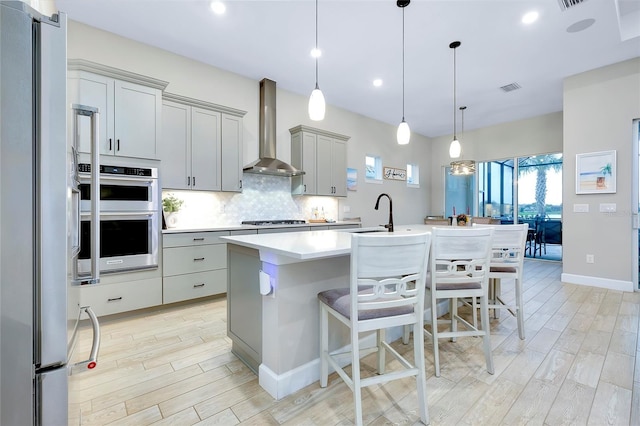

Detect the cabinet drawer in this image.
[163,231,230,248]
[163,269,226,304]
[79,277,162,317]
[163,245,226,276]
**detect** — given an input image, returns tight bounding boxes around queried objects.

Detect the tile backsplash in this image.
[162,174,338,228]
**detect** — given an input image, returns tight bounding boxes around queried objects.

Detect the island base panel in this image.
[227,244,262,373]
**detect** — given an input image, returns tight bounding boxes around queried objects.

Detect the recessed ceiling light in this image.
[310,48,322,58]
[210,1,226,15]
[373,79,383,87]
[522,11,539,24]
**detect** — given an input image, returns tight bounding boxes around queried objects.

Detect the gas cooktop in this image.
[241,220,306,226]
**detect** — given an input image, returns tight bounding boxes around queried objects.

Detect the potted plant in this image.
[162,194,184,228]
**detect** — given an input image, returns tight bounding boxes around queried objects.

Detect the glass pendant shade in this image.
[397,120,410,145]
[449,138,461,158]
[308,87,325,121]
[450,159,476,175]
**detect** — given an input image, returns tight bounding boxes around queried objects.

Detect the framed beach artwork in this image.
[576,150,616,194]
[347,168,357,191]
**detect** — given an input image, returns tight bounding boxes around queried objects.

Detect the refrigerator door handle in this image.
[69,306,100,375]
[72,104,100,285]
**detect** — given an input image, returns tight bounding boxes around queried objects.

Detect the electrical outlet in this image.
[586,254,594,264]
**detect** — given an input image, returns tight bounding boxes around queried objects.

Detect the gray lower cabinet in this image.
[162,231,229,304]
[78,276,162,318]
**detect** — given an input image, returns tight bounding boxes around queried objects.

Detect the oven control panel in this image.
[78,164,156,178]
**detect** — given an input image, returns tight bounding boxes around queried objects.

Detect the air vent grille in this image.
[558,0,587,11]
[500,82,521,92]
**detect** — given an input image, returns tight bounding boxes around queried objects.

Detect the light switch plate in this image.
[573,204,589,213]
[599,203,616,213]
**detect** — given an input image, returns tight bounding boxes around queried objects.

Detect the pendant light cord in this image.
[402,7,405,121]
[315,0,319,90]
[453,45,457,139]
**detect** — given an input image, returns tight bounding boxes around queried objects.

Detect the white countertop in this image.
[161,221,360,234]
[221,224,434,262]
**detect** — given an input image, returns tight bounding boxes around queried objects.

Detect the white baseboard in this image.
[258,301,448,400]
[561,273,634,292]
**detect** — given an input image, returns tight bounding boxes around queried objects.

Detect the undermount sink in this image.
[348,228,388,233]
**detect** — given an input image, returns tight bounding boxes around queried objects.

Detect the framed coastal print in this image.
[576,150,616,194]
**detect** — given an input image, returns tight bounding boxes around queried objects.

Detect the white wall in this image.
[67,21,432,228]
[561,58,640,291]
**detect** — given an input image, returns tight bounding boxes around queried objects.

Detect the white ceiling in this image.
[57,0,640,138]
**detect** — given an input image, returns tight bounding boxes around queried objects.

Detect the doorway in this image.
[469,154,563,261]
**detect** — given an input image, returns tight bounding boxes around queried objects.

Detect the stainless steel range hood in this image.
[243,78,304,177]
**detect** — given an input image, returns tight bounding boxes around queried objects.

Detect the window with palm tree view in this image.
[476,153,562,260]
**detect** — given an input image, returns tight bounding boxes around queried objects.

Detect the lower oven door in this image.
[78,211,159,275]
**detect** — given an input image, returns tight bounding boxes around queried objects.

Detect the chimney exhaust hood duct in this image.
[243,78,305,177]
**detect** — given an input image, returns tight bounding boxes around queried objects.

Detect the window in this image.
[407,163,419,188]
[365,155,382,183]
[445,166,475,217]
[477,159,513,219]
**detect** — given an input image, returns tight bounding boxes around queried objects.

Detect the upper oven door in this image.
[79,174,158,212]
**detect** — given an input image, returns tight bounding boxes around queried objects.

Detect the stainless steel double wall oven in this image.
[77,163,159,276]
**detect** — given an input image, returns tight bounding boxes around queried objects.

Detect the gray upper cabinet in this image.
[221,114,243,192]
[160,93,246,192]
[67,59,167,160]
[290,125,349,197]
[161,100,221,190]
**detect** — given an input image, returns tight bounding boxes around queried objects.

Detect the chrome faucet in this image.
[374,193,394,232]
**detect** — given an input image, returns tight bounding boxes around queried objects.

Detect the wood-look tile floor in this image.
[69,260,640,425]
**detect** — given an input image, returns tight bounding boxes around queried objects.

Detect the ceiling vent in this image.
[558,0,587,11]
[500,82,522,92]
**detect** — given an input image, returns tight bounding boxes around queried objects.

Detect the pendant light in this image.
[396,0,411,145]
[450,105,476,175]
[448,41,461,158]
[308,0,325,121]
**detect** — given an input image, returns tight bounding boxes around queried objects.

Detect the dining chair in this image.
[318,232,431,426]
[473,223,529,339]
[423,226,494,377]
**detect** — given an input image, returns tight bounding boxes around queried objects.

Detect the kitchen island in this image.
[222,225,432,399]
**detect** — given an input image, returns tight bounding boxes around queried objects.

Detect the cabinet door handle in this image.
[193,237,205,241]
[303,184,306,193]
[108,138,112,151]
[239,180,242,189]
[193,257,205,261]
[187,176,191,186]
[107,297,122,302]
[193,176,196,187]
[116,139,120,151]
[193,283,205,288]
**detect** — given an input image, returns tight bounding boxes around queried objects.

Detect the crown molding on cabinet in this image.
[67,58,169,91]
[163,92,246,118]
[288,125,350,142]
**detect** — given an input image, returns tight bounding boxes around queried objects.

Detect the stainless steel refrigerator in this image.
[0,2,99,424]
